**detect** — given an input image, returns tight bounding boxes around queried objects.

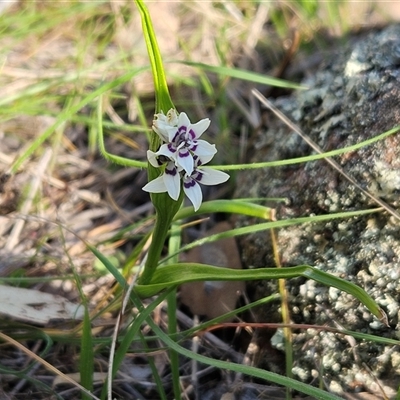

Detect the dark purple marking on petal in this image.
[167,143,177,153]
[192,155,202,167]
[165,165,178,176]
[192,171,203,182]
[173,130,187,146]
[184,178,196,189]
[171,130,180,143]
[178,126,187,135]
[178,148,190,158]
[188,128,196,140]
[188,142,198,152]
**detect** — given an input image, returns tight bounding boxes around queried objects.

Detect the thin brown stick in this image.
[271,227,293,386]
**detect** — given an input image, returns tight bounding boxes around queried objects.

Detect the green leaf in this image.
[212,124,400,171]
[164,208,382,264]
[135,0,174,113]
[178,61,305,90]
[80,307,94,400]
[143,305,345,400]
[86,244,127,290]
[134,263,387,324]
[174,199,272,221]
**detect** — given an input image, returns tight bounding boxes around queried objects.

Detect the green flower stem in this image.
[135,0,183,284]
[138,204,173,285]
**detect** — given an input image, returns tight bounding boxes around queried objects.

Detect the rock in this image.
[235,25,400,396]
[180,222,245,320]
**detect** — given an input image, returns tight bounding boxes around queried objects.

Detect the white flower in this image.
[144,109,229,211]
[182,157,230,211]
[153,111,216,176]
[152,109,179,142]
[143,154,229,211]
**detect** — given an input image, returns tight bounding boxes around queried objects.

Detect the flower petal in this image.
[165,109,179,125]
[142,175,167,194]
[163,164,181,200]
[152,119,169,141]
[177,112,191,131]
[152,110,179,142]
[176,149,194,176]
[147,150,161,168]
[183,177,203,211]
[191,140,217,162]
[196,168,230,185]
[188,118,210,139]
[156,143,177,159]
[153,124,177,143]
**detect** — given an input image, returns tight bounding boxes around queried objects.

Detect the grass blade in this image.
[177,61,305,90]
[80,307,94,400]
[142,310,345,400]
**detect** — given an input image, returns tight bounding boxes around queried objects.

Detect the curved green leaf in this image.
[134,263,387,324]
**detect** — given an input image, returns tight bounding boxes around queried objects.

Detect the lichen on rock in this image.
[235,25,400,396]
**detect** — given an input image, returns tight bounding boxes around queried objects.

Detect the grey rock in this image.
[235,25,400,396]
